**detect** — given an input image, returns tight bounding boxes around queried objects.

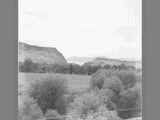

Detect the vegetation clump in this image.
[29,76,67,115]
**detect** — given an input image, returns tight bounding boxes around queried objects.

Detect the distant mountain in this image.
[67,56,141,69]
[67,56,94,65]
[84,57,142,69]
[18,42,67,64]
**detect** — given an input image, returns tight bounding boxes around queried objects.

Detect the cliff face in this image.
[18,42,67,65]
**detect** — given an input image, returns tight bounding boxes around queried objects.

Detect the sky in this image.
[19,0,142,60]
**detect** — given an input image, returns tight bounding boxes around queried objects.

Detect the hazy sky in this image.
[19,0,142,60]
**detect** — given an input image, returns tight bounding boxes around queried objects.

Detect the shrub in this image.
[29,76,67,115]
[67,89,118,119]
[119,63,128,70]
[66,105,121,120]
[86,106,121,120]
[18,96,43,120]
[80,64,101,75]
[103,76,124,94]
[89,69,112,89]
[97,89,117,111]
[115,70,138,90]
[116,84,142,119]
[89,69,142,119]
[90,69,124,94]
[19,59,40,73]
[80,64,91,75]
[68,91,105,117]
[104,64,111,70]
[71,64,82,74]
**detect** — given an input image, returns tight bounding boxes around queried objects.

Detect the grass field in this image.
[18,72,91,110]
[18,72,91,95]
[18,72,142,120]
[18,71,142,95]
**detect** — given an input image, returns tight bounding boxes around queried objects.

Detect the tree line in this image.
[19,58,136,74]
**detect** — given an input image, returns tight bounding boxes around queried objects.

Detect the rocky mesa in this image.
[18,42,67,65]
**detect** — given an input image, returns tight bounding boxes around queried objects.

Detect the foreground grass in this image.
[18,72,142,120]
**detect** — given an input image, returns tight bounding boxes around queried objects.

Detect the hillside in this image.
[84,57,142,69]
[18,42,67,64]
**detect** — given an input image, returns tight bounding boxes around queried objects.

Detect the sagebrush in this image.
[29,76,67,115]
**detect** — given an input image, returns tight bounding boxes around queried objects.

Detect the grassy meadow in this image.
[19,73,91,94]
[18,70,142,120]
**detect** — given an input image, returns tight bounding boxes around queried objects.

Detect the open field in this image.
[18,72,91,113]
[18,71,142,120]
[18,72,91,95]
[18,71,142,95]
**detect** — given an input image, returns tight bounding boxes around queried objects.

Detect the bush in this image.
[67,89,119,119]
[104,64,111,69]
[90,69,124,94]
[103,76,124,94]
[90,69,112,89]
[115,70,138,89]
[68,91,105,117]
[18,96,43,120]
[85,106,121,120]
[71,63,82,74]
[116,84,142,119]
[29,76,67,115]
[19,59,40,73]
[66,105,121,120]
[89,69,142,119]
[97,89,117,111]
